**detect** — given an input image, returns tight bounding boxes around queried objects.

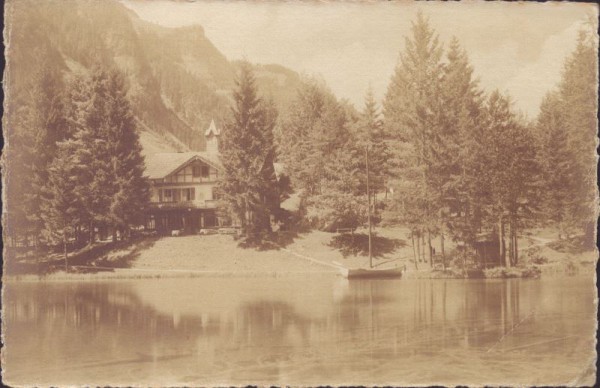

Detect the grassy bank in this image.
[4,226,596,281]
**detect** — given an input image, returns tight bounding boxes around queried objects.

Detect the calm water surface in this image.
[3,275,596,386]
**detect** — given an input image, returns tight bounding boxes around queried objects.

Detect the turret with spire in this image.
[205,119,220,155]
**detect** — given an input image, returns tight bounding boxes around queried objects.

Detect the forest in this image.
[5,66,150,264]
[272,13,597,268]
[4,12,597,271]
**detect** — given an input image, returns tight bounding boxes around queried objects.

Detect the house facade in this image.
[144,120,227,234]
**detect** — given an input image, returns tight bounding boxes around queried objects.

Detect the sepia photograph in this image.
[2,0,598,386]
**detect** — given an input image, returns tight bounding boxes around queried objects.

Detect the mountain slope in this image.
[5,0,302,155]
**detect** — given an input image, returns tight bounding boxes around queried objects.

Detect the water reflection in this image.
[4,275,596,386]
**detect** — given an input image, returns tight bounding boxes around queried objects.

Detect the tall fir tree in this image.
[383,11,445,265]
[57,68,150,242]
[355,87,390,211]
[436,37,484,266]
[557,29,598,246]
[41,145,82,269]
[19,68,67,245]
[218,62,279,243]
[279,78,345,197]
[536,91,572,238]
[280,77,368,231]
[479,91,540,266]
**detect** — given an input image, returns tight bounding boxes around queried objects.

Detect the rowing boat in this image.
[339,266,404,279]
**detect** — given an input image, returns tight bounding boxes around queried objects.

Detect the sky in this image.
[122,0,597,118]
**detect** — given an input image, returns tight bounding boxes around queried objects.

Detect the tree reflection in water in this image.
[3,275,595,386]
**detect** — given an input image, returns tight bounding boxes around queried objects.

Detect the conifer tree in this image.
[104,71,150,237]
[383,11,445,265]
[434,38,483,263]
[279,78,344,197]
[41,145,81,269]
[536,92,572,238]
[557,30,598,246]
[61,68,149,242]
[219,62,279,243]
[356,87,390,212]
[280,77,367,231]
[479,91,540,266]
[20,68,67,245]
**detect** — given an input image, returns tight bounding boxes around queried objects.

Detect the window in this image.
[192,165,201,177]
[212,187,221,200]
[164,189,173,202]
[202,166,210,178]
[183,188,195,201]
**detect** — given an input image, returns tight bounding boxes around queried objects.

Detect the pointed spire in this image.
[205,119,220,137]
[205,119,220,155]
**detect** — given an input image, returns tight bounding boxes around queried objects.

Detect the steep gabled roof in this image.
[144,152,223,180]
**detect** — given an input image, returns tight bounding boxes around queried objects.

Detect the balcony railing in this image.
[150,199,219,209]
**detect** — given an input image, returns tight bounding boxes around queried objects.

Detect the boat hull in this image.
[340,267,403,279]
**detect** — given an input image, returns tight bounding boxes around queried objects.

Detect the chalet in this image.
[144,120,227,235]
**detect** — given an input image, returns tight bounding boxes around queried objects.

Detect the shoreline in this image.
[4,263,593,283]
[3,268,339,283]
[4,228,596,282]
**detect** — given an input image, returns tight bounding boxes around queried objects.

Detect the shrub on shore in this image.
[483,265,541,279]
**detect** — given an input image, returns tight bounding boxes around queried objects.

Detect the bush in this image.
[449,248,477,270]
[526,246,548,265]
[547,235,588,254]
[484,265,541,279]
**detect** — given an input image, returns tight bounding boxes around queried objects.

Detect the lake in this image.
[3,275,596,386]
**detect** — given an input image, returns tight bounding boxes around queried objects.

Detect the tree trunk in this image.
[427,230,433,267]
[416,232,421,262]
[463,248,468,277]
[373,192,377,216]
[508,221,514,266]
[63,228,68,272]
[440,224,446,271]
[411,232,419,270]
[422,233,427,263]
[514,228,519,265]
[420,232,425,262]
[499,216,508,267]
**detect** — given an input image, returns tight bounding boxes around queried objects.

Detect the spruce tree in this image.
[383,11,445,265]
[279,78,342,197]
[536,92,572,238]
[480,91,540,266]
[356,87,390,210]
[279,77,368,232]
[219,62,279,243]
[557,30,598,246]
[20,68,67,245]
[104,71,150,237]
[41,144,82,269]
[441,37,485,252]
[63,68,149,242]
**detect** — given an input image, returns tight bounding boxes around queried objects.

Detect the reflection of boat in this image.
[339,266,404,279]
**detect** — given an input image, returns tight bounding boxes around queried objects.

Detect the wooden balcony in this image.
[150,199,219,210]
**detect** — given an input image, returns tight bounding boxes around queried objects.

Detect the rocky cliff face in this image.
[5,0,301,155]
